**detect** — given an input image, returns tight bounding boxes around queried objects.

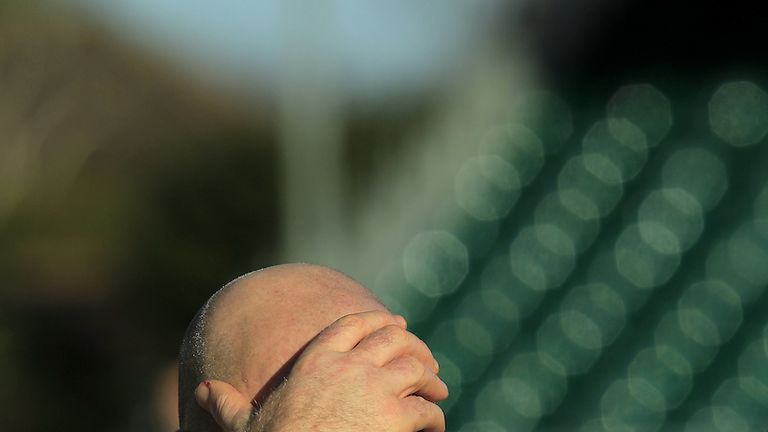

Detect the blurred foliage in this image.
[0,2,277,430]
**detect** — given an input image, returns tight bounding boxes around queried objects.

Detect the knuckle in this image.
[433,405,447,431]
[412,335,431,354]
[337,314,367,330]
[394,355,423,375]
[358,325,403,351]
[416,398,445,427]
[376,325,406,346]
[345,345,366,362]
[415,335,431,350]
[387,324,408,341]
[409,335,432,357]
[370,326,397,345]
[316,325,344,343]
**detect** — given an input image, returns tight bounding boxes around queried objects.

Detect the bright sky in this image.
[65,0,506,100]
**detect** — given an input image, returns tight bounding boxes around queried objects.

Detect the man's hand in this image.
[195,310,448,432]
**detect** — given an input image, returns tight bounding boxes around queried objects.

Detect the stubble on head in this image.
[196,263,388,403]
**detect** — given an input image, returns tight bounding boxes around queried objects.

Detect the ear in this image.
[195,380,253,432]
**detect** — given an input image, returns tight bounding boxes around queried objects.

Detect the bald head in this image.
[178,264,388,431]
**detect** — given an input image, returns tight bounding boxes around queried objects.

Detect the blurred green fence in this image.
[374,81,768,431]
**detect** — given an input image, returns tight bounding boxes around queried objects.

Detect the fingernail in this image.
[195,381,211,407]
[434,358,440,372]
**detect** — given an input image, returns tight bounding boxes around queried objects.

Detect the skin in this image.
[189,264,448,432]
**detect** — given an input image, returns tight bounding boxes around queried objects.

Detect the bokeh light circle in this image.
[677,280,743,347]
[587,251,651,314]
[685,407,750,432]
[638,188,704,252]
[737,338,768,396]
[474,379,537,431]
[661,147,727,211]
[511,91,573,153]
[711,377,768,430]
[615,224,681,290]
[479,284,521,327]
[455,155,522,221]
[712,405,753,432]
[725,223,768,290]
[607,83,673,147]
[562,283,627,347]
[582,118,648,183]
[457,420,508,432]
[537,312,602,375]
[558,155,624,217]
[637,221,682,255]
[534,189,601,253]
[738,375,768,408]
[451,283,520,355]
[560,310,604,350]
[560,188,602,222]
[708,81,768,147]
[600,379,666,432]
[628,346,693,410]
[501,352,568,418]
[435,203,500,259]
[374,261,436,324]
[431,351,463,412]
[764,324,768,355]
[510,224,576,292]
[755,183,768,235]
[428,322,490,384]
[480,124,545,185]
[677,308,720,347]
[403,231,469,297]
[654,312,719,373]
[582,153,624,186]
[580,418,610,432]
[453,317,495,357]
[706,236,768,304]
[481,254,545,318]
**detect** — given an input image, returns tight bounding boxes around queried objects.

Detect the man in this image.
[178,263,448,431]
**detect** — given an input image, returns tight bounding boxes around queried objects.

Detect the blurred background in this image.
[1,0,767,431]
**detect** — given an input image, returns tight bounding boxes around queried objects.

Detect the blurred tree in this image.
[0,1,277,430]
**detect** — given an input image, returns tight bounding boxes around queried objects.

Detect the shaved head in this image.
[178,264,388,431]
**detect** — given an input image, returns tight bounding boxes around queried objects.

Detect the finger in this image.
[195,380,252,432]
[384,355,449,402]
[403,395,445,432]
[353,325,439,373]
[308,310,405,353]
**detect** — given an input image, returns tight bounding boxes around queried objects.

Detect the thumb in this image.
[195,380,253,432]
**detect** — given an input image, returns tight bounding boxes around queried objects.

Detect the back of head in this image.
[178,295,221,431]
[177,264,385,432]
